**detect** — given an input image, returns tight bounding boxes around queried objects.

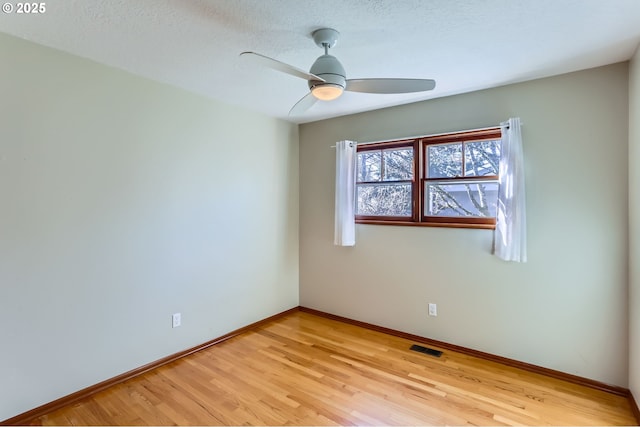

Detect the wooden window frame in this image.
[355,128,501,229]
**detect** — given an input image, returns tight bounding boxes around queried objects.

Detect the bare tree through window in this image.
[357,146,414,217]
[426,140,500,218]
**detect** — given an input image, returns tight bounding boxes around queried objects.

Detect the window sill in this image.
[355,219,496,230]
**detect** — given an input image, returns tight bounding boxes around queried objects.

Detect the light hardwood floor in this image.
[33,311,636,425]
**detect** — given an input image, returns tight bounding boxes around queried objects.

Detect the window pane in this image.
[464,140,500,177]
[357,150,381,182]
[383,148,413,181]
[428,143,462,178]
[357,183,412,216]
[425,181,498,217]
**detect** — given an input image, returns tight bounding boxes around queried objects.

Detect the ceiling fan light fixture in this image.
[308,53,346,101]
[240,28,436,116]
[311,83,344,101]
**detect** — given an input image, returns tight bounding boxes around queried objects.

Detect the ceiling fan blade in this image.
[345,78,436,94]
[289,92,318,116]
[240,52,325,82]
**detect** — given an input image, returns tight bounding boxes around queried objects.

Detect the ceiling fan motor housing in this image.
[308,54,346,91]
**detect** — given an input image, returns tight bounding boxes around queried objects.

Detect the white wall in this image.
[299,63,629,387]
[629,44,640,402]
[0,33,299,420]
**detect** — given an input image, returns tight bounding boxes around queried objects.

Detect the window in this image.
[356,140,417,221]
[356,128,501,228]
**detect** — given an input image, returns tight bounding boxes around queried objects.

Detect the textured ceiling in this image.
[2,0,640,123]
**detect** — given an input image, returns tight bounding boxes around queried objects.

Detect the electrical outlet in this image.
[172,313,181,328]
[428,303,437,317]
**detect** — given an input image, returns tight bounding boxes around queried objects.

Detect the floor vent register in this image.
[409,344,443,357]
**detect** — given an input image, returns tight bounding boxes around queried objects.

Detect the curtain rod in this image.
[330,122,521,148]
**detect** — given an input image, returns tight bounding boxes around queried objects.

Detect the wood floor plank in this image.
[30,311,637,426]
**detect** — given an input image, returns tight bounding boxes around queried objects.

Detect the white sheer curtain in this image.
[494,117,527,262]
[334,140,357,246]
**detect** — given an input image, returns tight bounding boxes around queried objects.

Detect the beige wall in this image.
[0,33,299,420]
[629,44,640,402]
[300,63,630,387]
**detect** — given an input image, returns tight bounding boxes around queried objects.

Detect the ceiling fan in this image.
[240,28,436,116]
